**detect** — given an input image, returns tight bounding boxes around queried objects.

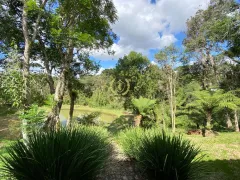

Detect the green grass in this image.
[186,133,240,180]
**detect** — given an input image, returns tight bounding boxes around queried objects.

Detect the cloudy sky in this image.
[91,0,210,69]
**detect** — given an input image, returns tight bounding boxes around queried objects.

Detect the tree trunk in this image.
[46,71,55,95]
[22,0,48,106]
[38,37,55,94]
[45,69,66,130]
[234,110,239,132]
[134,114,142,127]
[22,3,31,108]
[226,112,233,128]
[169,72,175,132]
[67,81,76,127]
[196,123,200,129]
[43,59,55,95]
[45,44,73,130]
[173,77,176,132]
[22,118,28,145]
[206,111,212,129]
[67,93,75,127]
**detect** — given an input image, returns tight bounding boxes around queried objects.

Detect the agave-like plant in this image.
[119,128,205,180]
[0,126,110,180]
[138,130,203,180]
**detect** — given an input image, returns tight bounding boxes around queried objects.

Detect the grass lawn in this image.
[186,133,240,180]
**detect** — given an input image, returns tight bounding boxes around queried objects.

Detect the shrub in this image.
[117,128,144,158]
[0,126,110,180]
[119,128,204,180]
[18,104,46,131]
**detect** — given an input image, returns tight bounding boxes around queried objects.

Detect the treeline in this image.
[0,0,239,132]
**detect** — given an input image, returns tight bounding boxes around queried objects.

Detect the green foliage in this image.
[115,51,157,100]
[117,128,144,158]
[187,90,222,112]
[131,97,156,116]
[44,94,55,107]
[0,126,110,180]
[76,112,101,126]
[18,104,46,132]
[1,71,24,107]
[0,46,24,107]
[118,128,204,180]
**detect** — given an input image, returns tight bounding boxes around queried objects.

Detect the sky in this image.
[90,0,211,71]
[0,0,220,73]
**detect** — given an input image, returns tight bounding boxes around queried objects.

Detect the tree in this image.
[45,0,118,129]
[131,97,156,127]
[155,44,179,132]
[219,91,240,132]
[204,0,240,58]
[187,90,223,130]
[67,54,99,127]
[184,10,217,90]
[21,0,48,107]
[114,51,151,99]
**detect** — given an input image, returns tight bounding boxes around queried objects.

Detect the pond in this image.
[60,109,118,125]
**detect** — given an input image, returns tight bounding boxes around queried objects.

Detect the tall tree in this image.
[67,53,99,126]
[21,0,48,107]
[155,44,179,132]
[45,0,117,129]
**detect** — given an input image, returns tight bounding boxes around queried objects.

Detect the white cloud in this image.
[96,67,105,75]
[151,60,157,65]
[91,0,210,61]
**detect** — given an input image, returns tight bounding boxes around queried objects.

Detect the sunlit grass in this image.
[186,133,240,180]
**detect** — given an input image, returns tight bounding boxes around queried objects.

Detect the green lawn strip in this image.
[186,133,240,180]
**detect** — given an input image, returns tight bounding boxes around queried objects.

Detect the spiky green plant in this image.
[0,126,110,180]
[119,128,204,180]
[117,128,144,158]
[138,130,203,180]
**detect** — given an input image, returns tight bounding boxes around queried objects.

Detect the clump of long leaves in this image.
[117,128,144,158]
[0,126,110,180]
[118,128,204,180]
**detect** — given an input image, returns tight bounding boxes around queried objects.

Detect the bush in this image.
[117,128,144,158]
[18,104,46,133]
[0,126,110,180]
[118,128,204,180]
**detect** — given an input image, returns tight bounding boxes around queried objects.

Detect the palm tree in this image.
[219,91,240,132]
[187,90,223,129]
[187,90,240,132]
[131,97,156,127]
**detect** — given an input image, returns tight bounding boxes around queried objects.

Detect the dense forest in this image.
[0,0,240,179]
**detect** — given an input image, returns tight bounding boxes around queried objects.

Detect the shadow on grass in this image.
[197,159,240,180]
[0,106,19,141]
[107,115,134,134]
[0,106,17,116]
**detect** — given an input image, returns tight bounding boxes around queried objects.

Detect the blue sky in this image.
[1,0,228,71]
[90,0,210,70]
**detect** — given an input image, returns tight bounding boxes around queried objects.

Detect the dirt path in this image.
[98,141,147,180]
